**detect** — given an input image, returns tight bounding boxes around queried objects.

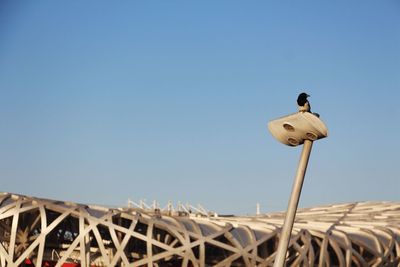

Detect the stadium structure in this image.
[0,193,399,266]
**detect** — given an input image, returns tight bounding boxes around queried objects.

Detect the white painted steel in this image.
[273,140,313,267]
[0,193,399,266]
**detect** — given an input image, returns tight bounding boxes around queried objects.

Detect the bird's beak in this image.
[307,94,310,97]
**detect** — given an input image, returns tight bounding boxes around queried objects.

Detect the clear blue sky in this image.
[1,1,399,214]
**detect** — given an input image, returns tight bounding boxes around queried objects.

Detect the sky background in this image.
[0,1,399,215]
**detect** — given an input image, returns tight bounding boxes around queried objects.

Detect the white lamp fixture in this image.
[268,112,328,146]
[268,111,328,267]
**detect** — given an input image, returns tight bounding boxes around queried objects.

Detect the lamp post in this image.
[268,112,328,267]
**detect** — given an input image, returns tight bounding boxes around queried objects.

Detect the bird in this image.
[297,92,311,113]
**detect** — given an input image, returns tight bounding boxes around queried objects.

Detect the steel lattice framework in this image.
[0,193,399,266]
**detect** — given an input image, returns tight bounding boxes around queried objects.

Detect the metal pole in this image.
[273,139,313,267]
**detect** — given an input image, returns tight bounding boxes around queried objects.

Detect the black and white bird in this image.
[297,92,311,113]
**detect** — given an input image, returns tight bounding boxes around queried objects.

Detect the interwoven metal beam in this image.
[0,193,399,266]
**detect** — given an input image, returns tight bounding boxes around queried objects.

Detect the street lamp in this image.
[268,111,328,267]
